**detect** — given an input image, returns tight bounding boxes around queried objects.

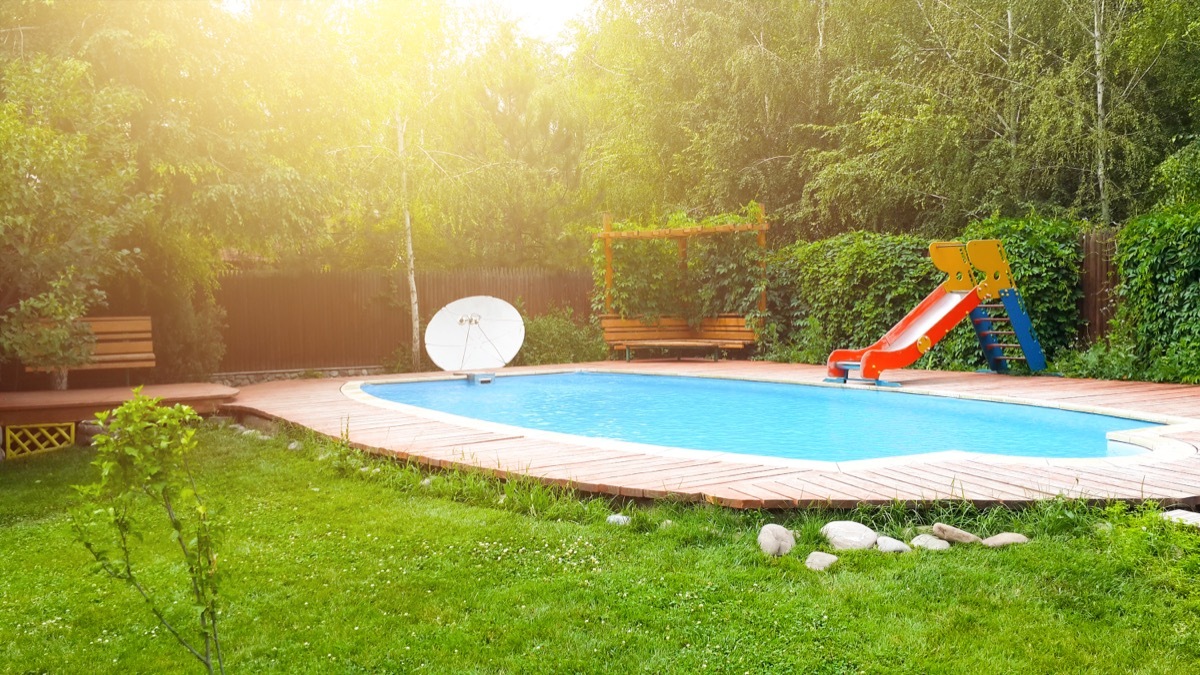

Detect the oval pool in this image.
[360,372,1158,461]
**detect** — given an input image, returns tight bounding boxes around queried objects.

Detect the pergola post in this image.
[757,209,768,313]
[603,213,614,314]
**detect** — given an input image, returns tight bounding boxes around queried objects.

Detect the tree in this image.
[0,53,148,386]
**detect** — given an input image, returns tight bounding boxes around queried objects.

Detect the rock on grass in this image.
[982,532,1030,547]
[876,536,911,553]
[933,522,982,544]
[910,534,950,551]
[820,520,878,550]
[757,523,795,557]
[1162,509,1200,529]
[805,551,838,571]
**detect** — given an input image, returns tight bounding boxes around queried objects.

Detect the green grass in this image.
[2,426,1199,673]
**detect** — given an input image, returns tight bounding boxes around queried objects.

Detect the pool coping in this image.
[340,368,1200,472]
[224,361,1200,508]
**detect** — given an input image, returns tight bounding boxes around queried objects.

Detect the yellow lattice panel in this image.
[4,423,76,459]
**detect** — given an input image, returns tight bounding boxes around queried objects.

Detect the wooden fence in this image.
[1080,230,1118,342]
[215,268,593,372]
[215,235,1118,373]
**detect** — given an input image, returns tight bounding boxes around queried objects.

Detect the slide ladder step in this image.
[978,330,1014,336]
[835,361,861,370]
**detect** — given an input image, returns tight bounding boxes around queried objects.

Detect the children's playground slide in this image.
[825,239,1046,384]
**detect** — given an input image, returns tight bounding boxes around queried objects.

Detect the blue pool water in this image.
[361,373,1157,461]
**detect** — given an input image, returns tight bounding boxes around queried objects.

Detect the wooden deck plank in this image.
[913,463,1059,501]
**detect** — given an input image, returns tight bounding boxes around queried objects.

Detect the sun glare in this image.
[457,0,592,42]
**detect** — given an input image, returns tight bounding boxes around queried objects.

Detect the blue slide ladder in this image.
[970,288,1046,373]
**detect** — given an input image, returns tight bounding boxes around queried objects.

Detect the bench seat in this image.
[600,314,757,361]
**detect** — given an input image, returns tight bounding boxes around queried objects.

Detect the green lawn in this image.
[2,426,1198,673]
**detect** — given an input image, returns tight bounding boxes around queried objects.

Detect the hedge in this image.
[762,216,1084,370]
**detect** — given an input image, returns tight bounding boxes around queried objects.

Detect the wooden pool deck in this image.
[223,362,1200,509]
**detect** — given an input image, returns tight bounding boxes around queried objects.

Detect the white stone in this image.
[1163,509,1200,529]
[419,477,433,487]
[982,532,1030,547]
[820,520,878,550]
[805,551,838,571]
[875,536,911,553]
[287,441,302,451]
[933,522,982,544]
[659,520,674,530]
[757,524,795,557]
[607,514,631,526]
[910,534,951,551]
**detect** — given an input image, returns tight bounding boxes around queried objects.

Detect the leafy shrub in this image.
[73,392,224,673]
[926,215,1084,369]
[0,277,97,388]
[1065,204,1200,383]
[761,232,937,363]
[512,307,608,366]
[1053,335,1142,381]
[761,216,1084,370]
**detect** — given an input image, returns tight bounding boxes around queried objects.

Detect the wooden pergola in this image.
[596,211,769,315]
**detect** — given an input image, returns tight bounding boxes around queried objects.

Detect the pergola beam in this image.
[595,222,770,240]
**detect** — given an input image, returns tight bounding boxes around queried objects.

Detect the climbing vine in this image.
[591,203,766,323]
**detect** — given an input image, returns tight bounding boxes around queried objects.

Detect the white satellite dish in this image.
[424,295,525,372]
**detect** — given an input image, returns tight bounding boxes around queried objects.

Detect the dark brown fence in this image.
[216,268,593,372]
[416,268,593,320]
[1080,230,1118,342]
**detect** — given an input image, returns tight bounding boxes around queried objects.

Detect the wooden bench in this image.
[600,314,757,361]
[26,316,156,374]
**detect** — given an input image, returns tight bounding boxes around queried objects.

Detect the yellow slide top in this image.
[929,239,1015,299]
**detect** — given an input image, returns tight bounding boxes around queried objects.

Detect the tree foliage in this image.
[1,0,1198,379]
[0,53,147,375]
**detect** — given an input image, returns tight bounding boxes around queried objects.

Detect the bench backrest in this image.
[25,316,156,372]
[600,314,757,343]
[84,317,156,369]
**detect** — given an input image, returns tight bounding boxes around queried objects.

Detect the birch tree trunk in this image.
[1093,0,1111,224]
[397,114,422,371]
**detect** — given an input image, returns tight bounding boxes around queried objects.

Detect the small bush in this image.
[1053,334,1141,381]
[513,307,608,366]
[73,392,224,673]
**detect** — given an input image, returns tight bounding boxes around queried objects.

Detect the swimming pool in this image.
[359,372,1158,462]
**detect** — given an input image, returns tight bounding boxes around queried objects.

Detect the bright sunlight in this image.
[458,0,592,41]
